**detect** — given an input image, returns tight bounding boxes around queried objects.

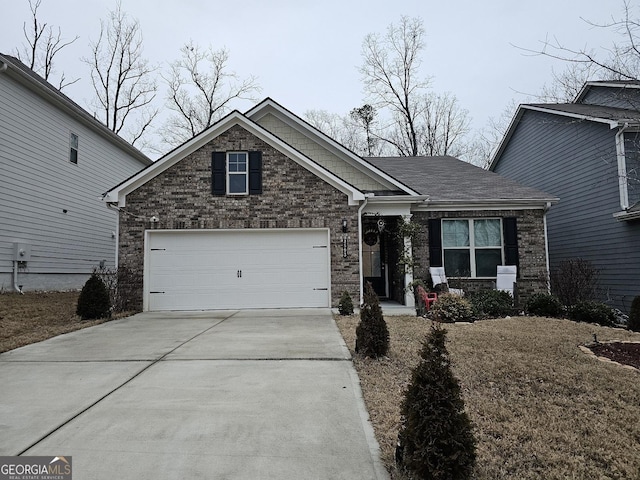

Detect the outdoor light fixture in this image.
[342,218,348,233]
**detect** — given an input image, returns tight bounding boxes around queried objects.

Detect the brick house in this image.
[104,98,556,311]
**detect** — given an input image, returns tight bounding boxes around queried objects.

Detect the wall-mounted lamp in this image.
[150,216,159,223]
[341,218,348,233]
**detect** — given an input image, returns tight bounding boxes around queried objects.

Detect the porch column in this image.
[403,214,415,308]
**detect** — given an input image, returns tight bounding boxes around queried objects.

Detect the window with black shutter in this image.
[212,151,262,196]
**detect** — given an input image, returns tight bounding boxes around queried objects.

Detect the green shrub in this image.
[469,290,513,318]
[430,293,473,323]
[338,290,354,315]
[397,324,476,479]
[355,283,389,358]
[76,273,111,320]
[626,296,640,332]
[525,293,564,318]
[568,301,615,326]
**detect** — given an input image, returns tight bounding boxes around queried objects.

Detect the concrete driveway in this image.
[0,309,388,480]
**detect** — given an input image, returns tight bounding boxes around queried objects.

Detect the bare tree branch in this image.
[15,0,79,89]
[83,1,158,146]
[158,41,260,148]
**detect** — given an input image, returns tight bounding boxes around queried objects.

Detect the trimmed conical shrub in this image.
[628,296,640,332]
[338,290,354,315]
[397,324,476,480]
[77,273,111,320]
[355,282,389,358]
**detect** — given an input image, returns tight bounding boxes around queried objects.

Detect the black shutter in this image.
[248,151,262,195]
[212,152,226,195]
[428,219,443,267]
[503,217,519,274]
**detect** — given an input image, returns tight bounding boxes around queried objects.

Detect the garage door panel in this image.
[145,229,330,311]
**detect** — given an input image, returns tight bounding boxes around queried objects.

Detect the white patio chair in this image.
[496,265,517,296]
[429,267,464,296]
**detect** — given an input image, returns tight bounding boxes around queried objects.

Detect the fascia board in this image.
[246,99,420,195]
[413,198,558,211]
[105,111,365,206]
[523,104,621,128]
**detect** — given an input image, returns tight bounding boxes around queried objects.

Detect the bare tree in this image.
[419,92,471,157]
[16,0,78,90]
[360,16,430,156]
[159,41,260,148]
[304,109,369,155]
[83,2,158,146]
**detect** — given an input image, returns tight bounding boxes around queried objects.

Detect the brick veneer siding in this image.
[118,124,361,311]
[411,209,549,307]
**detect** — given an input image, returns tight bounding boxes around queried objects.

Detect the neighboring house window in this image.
[69,133,79,164]
[441,219,503,277]
[212,151,262,196]
[227,152,248,194]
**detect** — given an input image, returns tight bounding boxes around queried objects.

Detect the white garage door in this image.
[144,229,331,311]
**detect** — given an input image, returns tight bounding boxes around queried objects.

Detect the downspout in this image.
[615,123,630,210]
[107,203,121,269]
[13,261,23,294]
[358,194,373,305]
[543,201,552,293]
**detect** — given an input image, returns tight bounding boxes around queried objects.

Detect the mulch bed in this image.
[587,342,640,370]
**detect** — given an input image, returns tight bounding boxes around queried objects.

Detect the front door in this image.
[362,227,387,298]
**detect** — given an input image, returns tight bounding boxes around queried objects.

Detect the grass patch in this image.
[0,291,115,353]
[335,314,640,479]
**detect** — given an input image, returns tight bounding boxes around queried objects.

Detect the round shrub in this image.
[397,324,476,479]
[77,273,111,320]
[626,296,640,332]
[568,301,615,326]
[525,293,564,318]
[430,294,473,323]
[355,283,389,358]
[338,290,354,315]
[469,290,513,318]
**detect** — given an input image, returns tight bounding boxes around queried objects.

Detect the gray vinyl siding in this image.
[580,85,640,110]
[0,70,146,290]
[493,109,640,312]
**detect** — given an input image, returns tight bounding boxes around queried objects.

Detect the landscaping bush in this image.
[525,293,564,318]
[430,293,473,323]
[396,324,476,479]
[355,283,389,358]
[76,273,111,320]
[338,290,354,315]
[469,290,513,318]
[550,258,599,306]
[627,296,640,332]
[568,301,615,326]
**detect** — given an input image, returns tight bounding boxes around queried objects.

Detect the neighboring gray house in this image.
[104,98,556,312]
[491,81,640,312]
[0,53,151,292]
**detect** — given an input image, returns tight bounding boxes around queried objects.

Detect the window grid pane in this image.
[442,220,469,247]
[474,219,501,247]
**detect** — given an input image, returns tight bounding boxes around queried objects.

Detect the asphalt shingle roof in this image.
[366,156,556,202]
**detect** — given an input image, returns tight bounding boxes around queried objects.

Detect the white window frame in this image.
[69,132,79,164]
[227,152,248,195]
[442,218,504,278]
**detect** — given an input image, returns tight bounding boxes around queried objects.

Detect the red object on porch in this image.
[416,286,438,311]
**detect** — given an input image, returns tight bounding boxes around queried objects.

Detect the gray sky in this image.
[0,0,620,157]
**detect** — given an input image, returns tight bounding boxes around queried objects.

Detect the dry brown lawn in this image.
[335,314,640,480]
[0,291,113,353]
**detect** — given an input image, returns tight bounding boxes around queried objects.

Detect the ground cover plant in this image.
[336,314,640,479]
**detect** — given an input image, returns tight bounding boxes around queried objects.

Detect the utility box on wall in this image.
[13,243,31,262]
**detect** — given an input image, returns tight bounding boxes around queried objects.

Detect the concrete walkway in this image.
[0,309,388,480]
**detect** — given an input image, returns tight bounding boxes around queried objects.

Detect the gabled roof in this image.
[575,80,640,104]
[246,98,419,196]
[489,102,640,171]
[104,109,366,206]
[368,156,556,207]
[0,53,151,166]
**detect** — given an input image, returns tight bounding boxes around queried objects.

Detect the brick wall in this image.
[411,209,549,307]
[118,124,360,311]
